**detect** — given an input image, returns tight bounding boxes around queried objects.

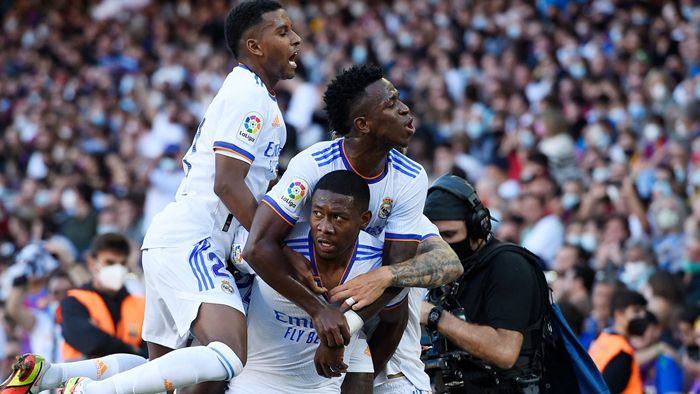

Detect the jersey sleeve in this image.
[210,88,269,165]
[261,151,319,226]
[418,215,440,242]
[384,170,428,242]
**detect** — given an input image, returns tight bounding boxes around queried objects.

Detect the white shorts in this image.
[141,238,245,349]
[373,376,431,394]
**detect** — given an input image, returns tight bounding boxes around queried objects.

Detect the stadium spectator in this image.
[589,288,647,394]
[519,192,564,267]
[59,233,146,360]
[6,269,73,364]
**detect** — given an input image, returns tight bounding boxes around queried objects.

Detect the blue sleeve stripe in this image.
[392,160,420,175]
[311,143,340,157]
[312,147,340,161]
[388,155,420,175]
[285,243,308,248]
[316,154,342,167]
[284,238,307,244]
[391,164,418,178]
[421,233,439,240]
[262,196,297,226]
[390,151,422,171]
[357,245,383,252]
[385,233,422,241]
[213,141,255,162]
[355,254,383,261]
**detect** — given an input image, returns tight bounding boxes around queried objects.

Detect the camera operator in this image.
[420,175,548,393]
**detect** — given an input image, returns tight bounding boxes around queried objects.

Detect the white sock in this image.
[85,342,243,394]
[39,354,147,390]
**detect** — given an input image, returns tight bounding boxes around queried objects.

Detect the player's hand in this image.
[328,267,392,311]
[311,305,351,348]
[314,342,347,378]
[282,246,327,294]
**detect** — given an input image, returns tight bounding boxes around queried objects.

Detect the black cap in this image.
[424,189,469,221]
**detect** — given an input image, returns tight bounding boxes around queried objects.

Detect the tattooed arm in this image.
[387,236,462,287]
[329,236,462,309]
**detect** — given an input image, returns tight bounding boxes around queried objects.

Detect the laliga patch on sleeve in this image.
[236,112,264,146]
[277,178,309,212]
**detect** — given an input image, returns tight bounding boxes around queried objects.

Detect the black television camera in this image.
[421,284,542,394]
[421,284,494,393]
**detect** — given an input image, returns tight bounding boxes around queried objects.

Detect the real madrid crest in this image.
[378,197,394,219]
[221,280,235,294]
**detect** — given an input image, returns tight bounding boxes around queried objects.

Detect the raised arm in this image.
[244,203,351,347]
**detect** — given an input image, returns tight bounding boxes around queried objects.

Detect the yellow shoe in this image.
[62,377,90,394]
[0,354,50,394]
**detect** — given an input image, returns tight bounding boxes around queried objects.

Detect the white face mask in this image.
[97,264,129,291]
[621,261,653,290]
[656,208,680,230]
[580,233,597,252]
[643,123,662,142]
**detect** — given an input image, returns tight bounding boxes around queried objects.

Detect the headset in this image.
[427,175,492,240]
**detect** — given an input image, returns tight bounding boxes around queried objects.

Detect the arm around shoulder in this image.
[387,236,463,288]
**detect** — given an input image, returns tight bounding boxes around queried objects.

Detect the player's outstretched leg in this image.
[0,354,49,394]
[0,353,146,393]
[72,303,246,394]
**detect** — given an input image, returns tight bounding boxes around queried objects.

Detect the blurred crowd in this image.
[2,0,700,391]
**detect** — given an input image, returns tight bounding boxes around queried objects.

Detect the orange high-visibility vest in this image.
[588,332,643,394]
[59,289,145,361]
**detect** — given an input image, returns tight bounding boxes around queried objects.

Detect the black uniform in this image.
[439,240,546,393]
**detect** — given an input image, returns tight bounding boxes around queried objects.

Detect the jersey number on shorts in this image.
[208,252,230,278]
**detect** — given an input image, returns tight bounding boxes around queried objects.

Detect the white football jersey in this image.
[262,138,428,242]
[229,223,399,393]
[143,64,286,252]
[374,216,440,391]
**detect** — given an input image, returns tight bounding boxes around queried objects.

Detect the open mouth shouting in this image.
[288,50,299,69]
[405,117,415,133]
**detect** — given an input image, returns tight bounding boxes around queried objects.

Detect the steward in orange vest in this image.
[58,233,146,360]
[588,288,646,394]
[58,285,145,360]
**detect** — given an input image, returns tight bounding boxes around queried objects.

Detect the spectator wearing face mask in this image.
[58,233,146,360]
[649,195,687,272]
[619,239,657,292]
[58,184,98,254]
[589,288,647,394]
